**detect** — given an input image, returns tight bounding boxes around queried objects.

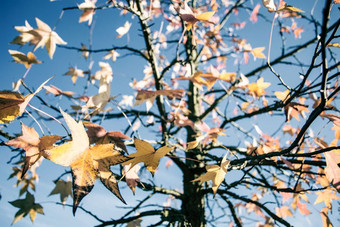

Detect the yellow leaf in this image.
[192,153,230,194]
[327,43,340,48]
[6,123,62,177]
[195,11,215,22]
[278,4,304,13]
[122,138,173,175]
[186,140,199,151]
[44,110,129,214]
[8,50,41,68]
[251,47,266,59]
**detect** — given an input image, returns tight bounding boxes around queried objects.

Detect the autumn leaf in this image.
[6,123,62,178]
[247,77,271,98]
[275,90,290,102]
[175,71,209,91]
[0,77,53,124]
[324,150,340,193]
[134,89,184,111]
[85,62,113,115]
[179,2,215,30]
[122,138,174,175]
[327,43,340,48]
[186,140,199,151]
[49,179,73,205]
[262,0,276,12]
[250,47,266,59]
[83,121,130,152]
[123,164,141,194]
[81,43,89,59]
[103,49,120,62]
[192,153,230,194]
[116,21,131,38]
[9,192,44,224]
[275,206,293,218]
[284,102,309,121]
[24,18,67,59]
[314,188,339,209]
[278,3,304,13]
[323,114,340,127]
[44,84,74,97]
[43,109,130,214]
[78,0,96,25]
[8,50,41,68]
[64,66,84,84]
[320,207,334,227]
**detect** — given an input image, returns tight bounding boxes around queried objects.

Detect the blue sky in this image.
[0,0,339,226]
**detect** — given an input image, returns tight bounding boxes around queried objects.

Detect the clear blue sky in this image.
[0,0,339,226]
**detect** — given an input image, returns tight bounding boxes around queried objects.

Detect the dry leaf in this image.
[262,0,276,12]
[6,123,62,178]
[83,121,130,152]
[122,138,173,175]
[64,67,84,84]
[116,21,131,38]
[192,153,229,194]
[179,2,215,30]
[78,0,96,25]
[9,50,41,68]
[9,192,44,224]
[49,179,73,205]
[44,85,74,97]
[284,102,309,121]
[43,109,129,214]
[0,76,52,123]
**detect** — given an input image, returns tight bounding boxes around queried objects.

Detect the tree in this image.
[1,0,340,226]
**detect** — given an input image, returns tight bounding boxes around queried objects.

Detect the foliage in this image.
[1,0,340,226]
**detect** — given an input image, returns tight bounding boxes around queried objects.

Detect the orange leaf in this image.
[284,102,309,121]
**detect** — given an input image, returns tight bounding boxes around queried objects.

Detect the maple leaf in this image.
[284,102,309,121]
[49,179,73,205]
[192,153,230,194]
[81,43,89,59]
[123,164,141,194]
[85,62,113,115]
[314,188,339,209]
[78,0,96,25]
[249,47,266,59]
[103,49,120,62]
[275,206,293,218]
[44,84,74,97]
[6,123,62,178]
[11,20,36,46]
[176,71,209,91]
[320,207,334,227]
[247,77,271,98]
[116,21,131,38]
[262,0,276,12]
[275,89,290,102]
[277,3,304,13]
[179,2,215,30]
[122,138,174,176]
[250,4,261,23]
[324,150,340,193]
[83,121,130,152]
[323,114,340,127]
[29,18,67,59]
[9,192,44,224]
[43,109,130,214]
[64,66,85,84]
[134,89,184,111]
[0,77,52,124]
[8,50,41,68]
